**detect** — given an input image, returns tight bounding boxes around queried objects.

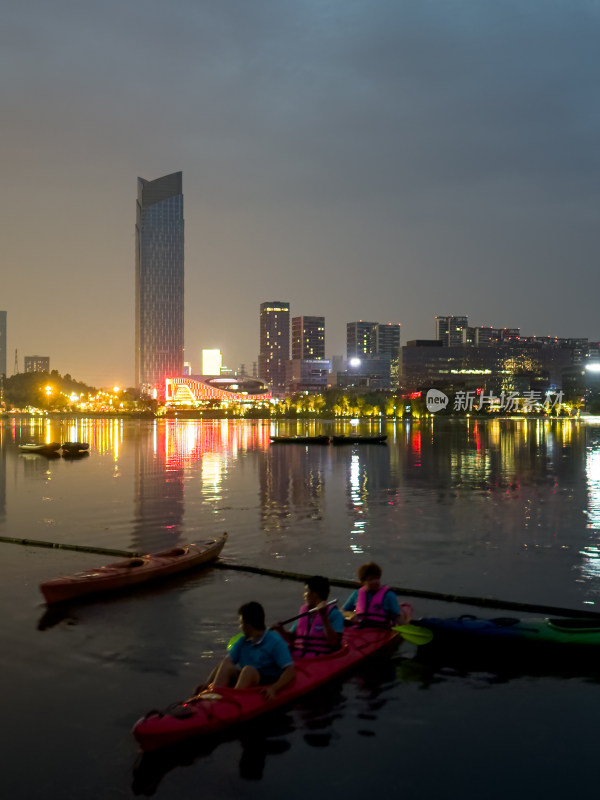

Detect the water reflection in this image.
[4,417,600,607]
[132,714,294,794]
[260,444,328,531]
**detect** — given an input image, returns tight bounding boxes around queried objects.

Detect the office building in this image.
[435,315,469,347]
[347,321,378,359]
[24,356,50,373]
[258,302,290,395]
[286,359,331,394]
[376,323,401,359]
[135,172,184,395]
[292,316,325,361]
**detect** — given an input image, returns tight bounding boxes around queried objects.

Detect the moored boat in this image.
[40,533,227,604]
[270,435,331,444]
[18,442,61,455]
[331,434,387,445]
[132,626,399,751]
[61,441,90,455]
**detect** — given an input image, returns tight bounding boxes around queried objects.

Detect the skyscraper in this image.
[435,315,468,347]
[347,321,378,359]
[259,302,290,395]
[292,316,325,360]
[135,172,184,394]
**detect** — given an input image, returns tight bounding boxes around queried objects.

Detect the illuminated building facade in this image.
[259,302,290,395]
[286,359,331,393]
[24,355,50,373]
[401,340,576,395]
[347,321,377,359]
[202,349,222,376]
[135,172,184,395]
[292,316,325,360]
[166,376,272,406]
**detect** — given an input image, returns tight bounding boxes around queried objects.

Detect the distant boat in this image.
[270,435,331,444]
[18,442,62,455]
[61,442,90,455]
[331,434,387,445]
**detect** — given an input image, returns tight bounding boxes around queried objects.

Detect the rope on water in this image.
[213,560,600,620]
[3,535,599,620]
[0,535,141,559]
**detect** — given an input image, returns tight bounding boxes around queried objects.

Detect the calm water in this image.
[3,417,600,799]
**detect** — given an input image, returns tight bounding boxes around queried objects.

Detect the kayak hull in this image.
[133,627,399,751]
[39,534,227,604]
[419,615,600,647]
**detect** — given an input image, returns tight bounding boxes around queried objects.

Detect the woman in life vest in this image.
[273,575,345,658]
[343,562,413,628]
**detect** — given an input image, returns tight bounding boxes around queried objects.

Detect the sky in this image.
[2,0,599,388]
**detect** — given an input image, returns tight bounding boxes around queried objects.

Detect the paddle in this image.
[392,623,434,645]
[227,599,338,650]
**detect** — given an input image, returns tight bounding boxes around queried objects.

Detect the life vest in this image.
[293,604,340,657]
[355,585,395,628]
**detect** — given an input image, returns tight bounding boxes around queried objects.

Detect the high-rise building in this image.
[0,311,6,378]
[347,321,378,359]
[135,172,184,394]
[435,315,468,347]
[24,356,50,373]
[202,349,222,376]
[259,302,290,394]
[292,316,325,361]
[376,323,402,360]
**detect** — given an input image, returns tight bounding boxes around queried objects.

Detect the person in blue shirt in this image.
[210,601,295,701]
[343,562,413,628]
[273,575,345,657]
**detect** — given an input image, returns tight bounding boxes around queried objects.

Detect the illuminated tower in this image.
[135,172,184,394]
[259,302,290,395]
[347,321,378,359]
[292,316,325,360]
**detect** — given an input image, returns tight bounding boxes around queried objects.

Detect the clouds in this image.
[2,1,599,383]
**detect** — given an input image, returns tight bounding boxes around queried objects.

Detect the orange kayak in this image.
[133,626,399,751]
[40,533,227,604]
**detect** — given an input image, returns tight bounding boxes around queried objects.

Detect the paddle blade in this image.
[227,632,243,651]
[393,623,434,645]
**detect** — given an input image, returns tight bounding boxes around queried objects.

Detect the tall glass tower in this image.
[259,301,290,395]
[135,172,184,394]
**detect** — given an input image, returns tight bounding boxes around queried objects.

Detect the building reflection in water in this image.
[259,444,327,532]
[582,432,600,586]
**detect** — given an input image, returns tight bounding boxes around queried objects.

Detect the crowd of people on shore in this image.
[198,562,413,701]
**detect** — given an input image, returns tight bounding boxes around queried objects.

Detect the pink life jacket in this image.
[355,585,394,627]
[293,604,339,657]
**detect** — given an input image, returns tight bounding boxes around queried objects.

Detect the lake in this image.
[2,417,600,799]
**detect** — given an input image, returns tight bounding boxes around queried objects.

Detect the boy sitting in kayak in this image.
[272,575,345,657]
[207,601,296,701]
[343,562,413,628]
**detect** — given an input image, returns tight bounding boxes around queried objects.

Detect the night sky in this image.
[3,1,599,387]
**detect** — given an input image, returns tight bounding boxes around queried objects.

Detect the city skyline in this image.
[3,2,600,387]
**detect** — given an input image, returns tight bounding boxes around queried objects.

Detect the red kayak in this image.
[40,533,227,604]
[133,626,399,751]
